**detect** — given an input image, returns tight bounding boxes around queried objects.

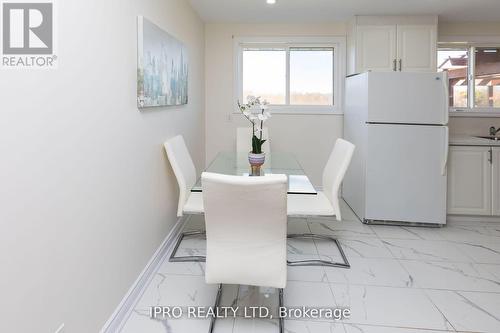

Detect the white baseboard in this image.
[447,214,500,224]
[100,215,188,333]
[54,323,65,333]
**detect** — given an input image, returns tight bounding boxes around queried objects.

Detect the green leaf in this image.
[252,135,259,153]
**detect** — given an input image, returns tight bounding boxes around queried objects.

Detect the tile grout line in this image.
[421,288,459,332]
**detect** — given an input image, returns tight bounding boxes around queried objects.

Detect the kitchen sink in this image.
[475,136,500,141]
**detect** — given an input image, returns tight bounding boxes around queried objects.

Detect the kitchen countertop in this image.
[450,134,500,146]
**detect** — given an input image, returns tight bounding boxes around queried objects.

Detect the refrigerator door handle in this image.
[442,126,449,176]
[441,72,449,124]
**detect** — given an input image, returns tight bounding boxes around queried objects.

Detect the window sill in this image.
[450,109,500,118]
[232,110,344,116]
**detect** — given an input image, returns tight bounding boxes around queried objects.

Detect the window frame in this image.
[439,42,500,117]
[233,36,346,115]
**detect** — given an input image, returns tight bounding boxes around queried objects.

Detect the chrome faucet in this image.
[490,126,500,137]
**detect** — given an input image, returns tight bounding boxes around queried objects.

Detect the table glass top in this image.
[191,152,317,195]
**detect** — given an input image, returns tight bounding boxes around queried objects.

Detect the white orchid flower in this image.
[249,105,261,113]
[237,97,272,138]
[257,114,268,121]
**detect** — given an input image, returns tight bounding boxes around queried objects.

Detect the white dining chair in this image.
[236,127,271,153]
[287,138,355,268]
[202,172,287,333]
[164,135,205,262]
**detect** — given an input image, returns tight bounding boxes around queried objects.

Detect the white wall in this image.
[205,23,346,186]
[0,0,204,332]
[449,117,500,135]
[439,22,500,39]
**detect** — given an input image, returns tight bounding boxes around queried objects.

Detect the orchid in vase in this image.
[237,96,271,172]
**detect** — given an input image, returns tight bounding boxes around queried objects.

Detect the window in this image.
[242,48,286,104]
[438,45,500,112]
[289,47,333,105]
[235,37,345,114]
[437,48,468,108]
[474,47,500,108]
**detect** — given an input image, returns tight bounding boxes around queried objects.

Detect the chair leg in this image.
[208,283,223,333]
[287,233,350,268]
[169,230,206,262]
[278,288,284,333]
[208,285,284,333]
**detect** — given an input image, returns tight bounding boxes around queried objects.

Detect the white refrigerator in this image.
[343,72,449,226]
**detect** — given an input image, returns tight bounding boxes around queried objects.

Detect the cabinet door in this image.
[355,25,397,72]
[447,146,491,215]
[397,25,437,72]
[492,148,500,215]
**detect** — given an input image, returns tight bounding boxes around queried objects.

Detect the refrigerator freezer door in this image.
[365,124,447,225]
[367,72,448,125]
[343,73,369,221]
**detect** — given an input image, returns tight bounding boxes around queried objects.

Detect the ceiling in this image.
[188,0,500,23]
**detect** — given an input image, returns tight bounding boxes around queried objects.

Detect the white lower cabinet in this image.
[492,147,500,215]
[447,146,492,215]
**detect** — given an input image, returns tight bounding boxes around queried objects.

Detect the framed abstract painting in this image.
[137,16,188,108]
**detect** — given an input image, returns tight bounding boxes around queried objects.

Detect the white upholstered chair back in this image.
[202,172,287,288]
[164,135,197,217]
[236,127,271,154]
[322,138,356,221]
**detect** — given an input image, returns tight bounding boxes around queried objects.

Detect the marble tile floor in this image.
[120,202,500,333]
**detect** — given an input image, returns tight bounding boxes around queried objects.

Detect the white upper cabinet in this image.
[347,16,438,75]
[356,25,397,72]
[397,25,437,72]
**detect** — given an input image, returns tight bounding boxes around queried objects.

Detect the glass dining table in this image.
[191,152,317,195]
[178,151,349,269]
